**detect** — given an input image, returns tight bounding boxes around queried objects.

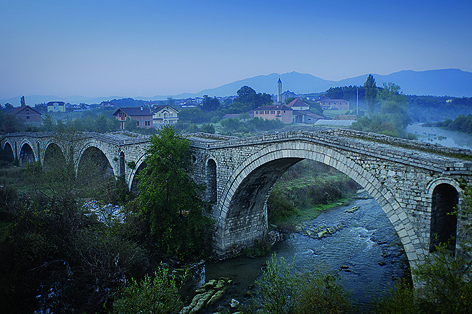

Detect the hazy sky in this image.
[1,0,472,99]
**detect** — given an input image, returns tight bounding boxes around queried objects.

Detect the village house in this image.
[254,105,293,124]
[292,110,324,123]
[152,105,179,128]
[286,98,310,111]
[8,105,42,126]
[47,101,66,113]
[112,107,153,129]
[318,97,350,110]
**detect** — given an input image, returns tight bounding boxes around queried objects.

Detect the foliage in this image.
[200,123,215,134]
[0,195,147,314]
[351,83,411,138]
[220,117,284,135]
[294,270,352,314]
[407,96,472,123]
[0,110,25,133]
[112,267,185,314]
[253,254,352,314]
[41,112,120,133]
[267,160,358,225]
[178,107,216,124]
[367,280,421,314]
[437,114,472,133]
[413,243,472,313]
[254,255,298,314]
[136,125,213,259]
[200,95,221,112]
[325,85,366,104]
[227,86,272,113]
[364,74,378,115]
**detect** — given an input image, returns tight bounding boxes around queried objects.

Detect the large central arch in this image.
[215,141,419,267]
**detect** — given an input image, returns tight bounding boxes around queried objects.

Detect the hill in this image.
[2,69,472,106]
[183,69,472,98]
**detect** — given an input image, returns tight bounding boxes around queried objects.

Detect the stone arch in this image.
[128,153,147,192]
[43,142,67,172]
[75,143,116,179]
[206,158,217,204]
[1,142,15,162]
[76,145,115,185]
[119,151,125,177]
[216,141,419,269]
[19,140,36,165]
[426,178,461,253]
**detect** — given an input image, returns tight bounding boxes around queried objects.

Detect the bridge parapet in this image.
[189,129,472,173]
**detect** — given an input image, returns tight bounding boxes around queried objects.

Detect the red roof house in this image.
[113,107,153,129]
[8,105,42,125]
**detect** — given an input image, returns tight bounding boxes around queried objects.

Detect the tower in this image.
[277,78,282,103]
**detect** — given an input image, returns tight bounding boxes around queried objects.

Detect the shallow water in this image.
[407,123,472,149]
[184,194,409,312]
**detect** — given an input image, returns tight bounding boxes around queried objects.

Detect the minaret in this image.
[277,78,282,103]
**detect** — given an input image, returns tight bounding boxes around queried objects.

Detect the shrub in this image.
[112,267,185,314]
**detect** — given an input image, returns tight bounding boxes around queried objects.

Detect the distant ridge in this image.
[2,69,472,106]
[180,69,472,98]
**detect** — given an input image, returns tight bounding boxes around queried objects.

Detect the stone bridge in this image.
[2,129,472,274]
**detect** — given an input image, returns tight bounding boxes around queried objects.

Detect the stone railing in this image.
[189,129,472,172]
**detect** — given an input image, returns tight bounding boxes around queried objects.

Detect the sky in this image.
[1,0,472,100]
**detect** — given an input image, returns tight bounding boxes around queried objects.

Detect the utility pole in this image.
[356,87,359,116]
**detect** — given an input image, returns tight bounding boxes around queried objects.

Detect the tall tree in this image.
[136,125,213,259]
[364,74,377,115]
[201,95,221,112]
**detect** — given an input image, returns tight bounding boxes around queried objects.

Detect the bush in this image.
[112,267,185,314]
[253,254,352,314]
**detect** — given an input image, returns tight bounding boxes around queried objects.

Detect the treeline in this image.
[436,114,472,133]
[268,160,358,224]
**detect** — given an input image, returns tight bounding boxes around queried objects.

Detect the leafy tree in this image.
[3,103,14,112]
[229,86,272,113]
[201,95,221,112]
[167,97,175,107]
[0,110,24,133]
[136,125,213,259]
[41,113,55,131]
[364,74,377,115]
[20,96,26,106]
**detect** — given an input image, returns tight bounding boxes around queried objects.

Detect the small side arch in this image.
[1,142,15,162]
[19,140,36,165]
[426,178,461,253]
[206,158,217,204]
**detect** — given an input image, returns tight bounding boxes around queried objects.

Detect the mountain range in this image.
[2,69,472,106]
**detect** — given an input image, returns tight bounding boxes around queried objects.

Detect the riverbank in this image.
[182,190,409,313]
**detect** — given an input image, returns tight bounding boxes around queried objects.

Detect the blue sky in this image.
[1,0,472,99]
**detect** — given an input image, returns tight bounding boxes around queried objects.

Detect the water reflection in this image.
[407,123,472,149]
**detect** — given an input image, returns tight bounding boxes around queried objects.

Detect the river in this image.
[184,192,408,312]
[184,123,472,313]
[407,122,472,149]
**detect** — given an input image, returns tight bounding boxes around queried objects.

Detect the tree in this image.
[167,97,175,107]
[201,95,221,112]
[230,86,272,113]
[136,125,213,259]
[41,113,55,131]
[364,74,377,115]
[20,96,26,106]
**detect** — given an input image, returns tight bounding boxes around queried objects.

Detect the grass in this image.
[272,194,355,232]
